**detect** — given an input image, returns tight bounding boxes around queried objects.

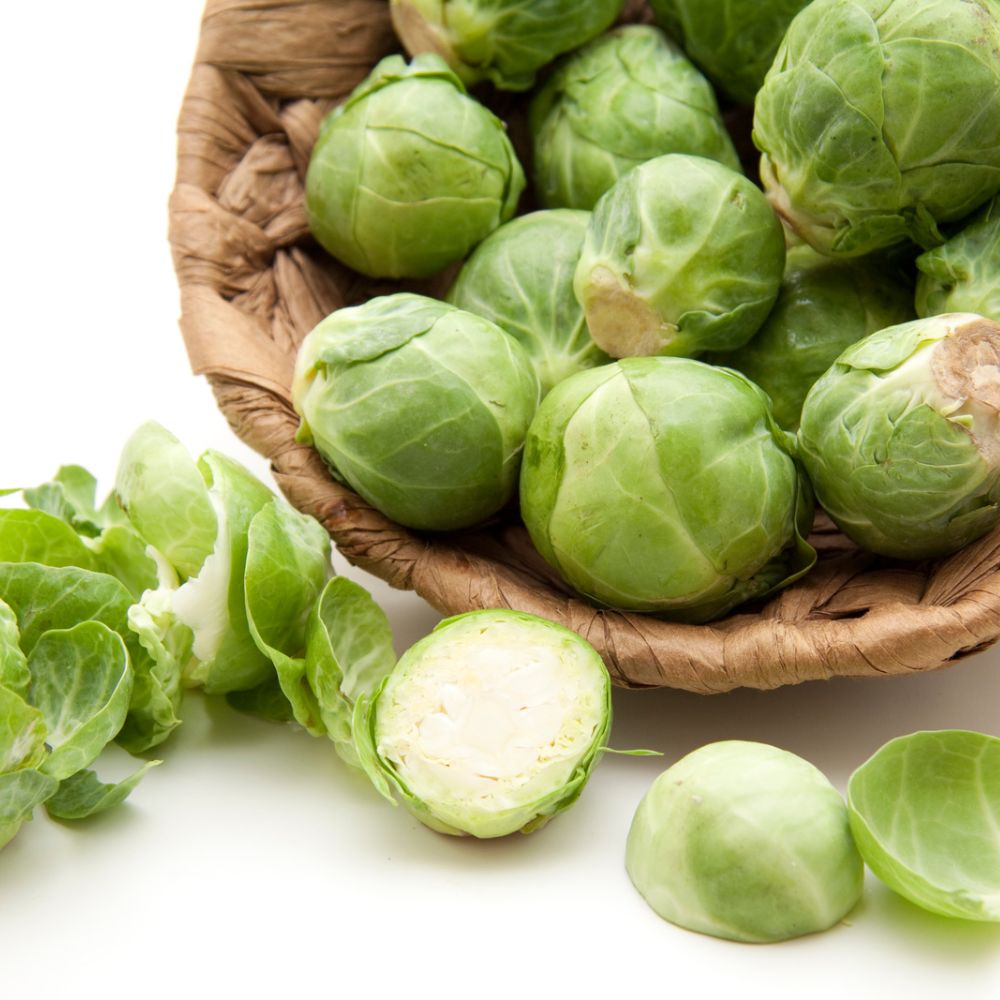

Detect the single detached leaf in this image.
[0,509,98,570]
[244,500,332,734]
[29,622,134,781]
[45,760,159,821]
[22,464,103,536]
[305,576,396,764]
[0,598,29,698]
[0,768,58,850]
[0,684,48,773]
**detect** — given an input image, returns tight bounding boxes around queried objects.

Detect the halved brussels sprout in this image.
[529,25,740,211]
[626,741,863,943]
[649,0,811,105]
[519,358,815,621]
[917,197,1000,321]
[574,154,785,358]
[754,0,1000,257]
[390,0,625,91]
[798,313,1000,559]
[353,609,611,838]
[447,210,609,396]
[293,294,540,531]
[848,730,1000,922]
[712,246,915,429]
[305,54,524,279]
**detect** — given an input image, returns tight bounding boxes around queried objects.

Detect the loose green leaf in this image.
[29,622,133,781]
[225,677,295,725]
[0,685,48,773]
[45,760,159,821]
[0,598,29,698]
[0,769,58,849]
[22,464,103,536]
[244,500,332,734]
[89,525,159,600]
[0,509,98,570]
[305,576,396,764]
[848,730,1000,922]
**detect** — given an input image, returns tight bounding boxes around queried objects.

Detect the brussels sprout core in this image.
[355,610,611,838]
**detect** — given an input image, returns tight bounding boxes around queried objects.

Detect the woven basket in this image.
[168,0,1000,692]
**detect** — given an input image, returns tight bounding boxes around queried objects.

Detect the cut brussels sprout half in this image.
[447,210,609,396]
[917,197,1000,322]
[798,313,1000,559]
[529,25,739,211]
[712,246,915,429]
[574,154,785,358]
[520,358,815,620]
[649,0,811,105]
[305,54,524,278]
[353,610,611,838]
[754,0,1000,257]
[626,741,864,943]
[390,0,625,91]
[848,730,1000,922]
[293,294,540,531]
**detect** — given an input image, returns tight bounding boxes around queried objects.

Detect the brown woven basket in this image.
[168,0,1000,692]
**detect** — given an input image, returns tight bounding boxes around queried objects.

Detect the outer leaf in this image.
[225,677,295,724]
[0,769,58,849]
[45,761,159,821]
[89,525,159,600]
[0,509,98,570]
[22,465,103,536]
[0,598,29,698]
[244,500,332,734]
[29,622,133,781]
[0,684,48,773]
[305,576,396,765]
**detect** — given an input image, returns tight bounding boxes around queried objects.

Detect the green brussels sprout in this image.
[916,197,1000,321]
[528,25,740,211]
[649,0,811,105]
[626,741,864,943]
[353,609,611,838]
[305,54,524,279]
[754,0,1000,257]
[293,294,540,532]
[519,358,815,621]
[712,246,915,429]
[574,154,785,359]
[389,0,625,91]
[848,730,1000,922]
[446,210,610,396]
[798,313,1000,559]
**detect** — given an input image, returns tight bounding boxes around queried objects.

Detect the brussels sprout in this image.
[754,0,1000,257]
[446,210,609,396]
[390,0,625,91]
[305,54,524,279]
[649,0,811,105]
[848,730,1000,922]
[574,155,785,359]
[917,197,1000,321]
[519,358,815,621]
[713,246,915,429]
[529,25,740,211]
[353,609,611,838]
[626,741,863,943]
[293,294,540,531]
[798,313,1000,559]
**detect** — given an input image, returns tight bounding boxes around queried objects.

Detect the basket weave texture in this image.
[168,0,1000,692]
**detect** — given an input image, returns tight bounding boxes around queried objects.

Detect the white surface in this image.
[1,3,999,996]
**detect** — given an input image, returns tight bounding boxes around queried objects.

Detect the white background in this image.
[1,2,999,997]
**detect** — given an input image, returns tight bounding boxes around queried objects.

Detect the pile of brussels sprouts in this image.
[298,0,1000,625]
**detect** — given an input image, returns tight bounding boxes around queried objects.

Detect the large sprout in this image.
[713,246,915,429]
[446,210,609,396]
[574,154,785,358]
[916,197,1000,321]
[754,0,1000,257]
[293,294,539,532]
[305,54,523,279]
[626,742,863,943]
[798,313,1000,559]
[353,610,611,838]
[520,358,815,621]
[390,0,625,91]
[649,0,811,105]
[529,25,740,211]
